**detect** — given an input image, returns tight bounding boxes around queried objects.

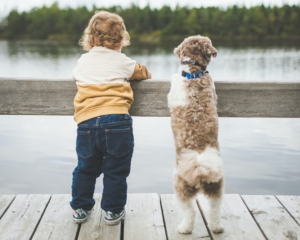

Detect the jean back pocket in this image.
[105,127,132,158]
[76,130,92,159]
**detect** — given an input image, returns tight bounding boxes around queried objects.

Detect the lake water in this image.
[0,40,300,195]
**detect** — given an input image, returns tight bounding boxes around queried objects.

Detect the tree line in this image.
[0,3,299,41]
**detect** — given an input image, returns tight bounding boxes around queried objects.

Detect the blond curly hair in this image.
[79,11,130,51]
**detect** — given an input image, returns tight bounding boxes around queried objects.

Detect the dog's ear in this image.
[205,43,218,58]
[174,45,181,57]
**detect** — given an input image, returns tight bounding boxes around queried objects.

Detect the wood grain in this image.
[242,195,300,240]
[276,195,300,226]
[0,194,50,240]
[197,194,265,240]
[78,194,121,240]
[123,193,166,240]
[1,78,299,117]
[161,194,210,240]
[0,195,15,219]
[32,194,78,240]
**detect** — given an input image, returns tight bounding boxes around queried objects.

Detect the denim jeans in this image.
[70,114,134,214]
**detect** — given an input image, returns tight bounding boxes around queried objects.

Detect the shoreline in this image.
[1,34,300,45]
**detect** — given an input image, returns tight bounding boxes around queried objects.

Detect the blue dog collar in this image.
[182,70,209,80]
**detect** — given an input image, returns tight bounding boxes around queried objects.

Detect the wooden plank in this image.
[124,193,166,240]
[0,194,51,240]
[0,78,300,117]
[197,194,265,240]
[32,194,78,240]
[242,195,300,240]
[132,81,300,118]
[0,79,76,116]
[215,81,300,118]
[276,196,300,225]
[161,194,210,240]
[78,194,121,240]
[130,80,171,117]
[0,195,15,219]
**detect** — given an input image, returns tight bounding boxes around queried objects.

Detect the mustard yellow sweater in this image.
[73,46,151,124]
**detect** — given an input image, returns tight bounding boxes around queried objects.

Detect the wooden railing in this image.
[0,78,299,117]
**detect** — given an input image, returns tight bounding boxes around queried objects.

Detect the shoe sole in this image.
[105,211,125,225]
[73,216,88,224]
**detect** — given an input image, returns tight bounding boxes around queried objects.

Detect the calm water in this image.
[0,40,300,195]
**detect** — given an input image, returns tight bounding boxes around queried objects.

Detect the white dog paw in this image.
[208,222,224,233]
[177,223,193,234]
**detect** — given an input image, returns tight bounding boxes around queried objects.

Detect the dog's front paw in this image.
[208,222,224,233]
[177,222,193,234]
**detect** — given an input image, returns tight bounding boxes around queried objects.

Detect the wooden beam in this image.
[0,78,76,116]
[0,78,299,117]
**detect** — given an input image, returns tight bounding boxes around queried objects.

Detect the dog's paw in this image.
[208,222,224,233]
[177,222,193,234]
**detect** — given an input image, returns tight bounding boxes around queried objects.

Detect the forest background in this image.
[0,3,299,42]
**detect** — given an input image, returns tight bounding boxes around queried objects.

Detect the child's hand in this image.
[129,63,151,80]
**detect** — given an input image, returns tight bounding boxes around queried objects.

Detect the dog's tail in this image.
[177,147,223,184]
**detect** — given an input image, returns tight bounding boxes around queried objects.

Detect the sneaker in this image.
[104,210,125,225]
[73,208,90,224]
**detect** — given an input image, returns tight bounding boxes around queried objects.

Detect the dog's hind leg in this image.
[202,178,224,233]
[174,173,198,234]
[207,193,224,233]
[177,197,195,234]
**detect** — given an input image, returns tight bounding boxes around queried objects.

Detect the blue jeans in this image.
[70,114,134,213]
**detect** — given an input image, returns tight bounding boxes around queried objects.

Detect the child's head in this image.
[79,11,130,51]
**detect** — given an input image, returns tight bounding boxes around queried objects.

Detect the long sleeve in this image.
[129,63,152,80]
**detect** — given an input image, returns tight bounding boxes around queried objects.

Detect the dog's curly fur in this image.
[168,35,224,234]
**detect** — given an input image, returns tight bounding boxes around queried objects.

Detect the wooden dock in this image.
[1,80,299,239]
[0,194,300,240]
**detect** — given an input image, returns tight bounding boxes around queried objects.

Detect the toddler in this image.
[70,11,151,225]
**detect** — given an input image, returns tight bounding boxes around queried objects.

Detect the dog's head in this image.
[174,35,217,74]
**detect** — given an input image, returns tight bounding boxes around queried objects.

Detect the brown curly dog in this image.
[168,35,224,234]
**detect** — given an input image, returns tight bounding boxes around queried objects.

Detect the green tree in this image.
[2,4,300,40]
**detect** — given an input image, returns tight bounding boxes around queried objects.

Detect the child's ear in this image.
[205,43,218,58]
